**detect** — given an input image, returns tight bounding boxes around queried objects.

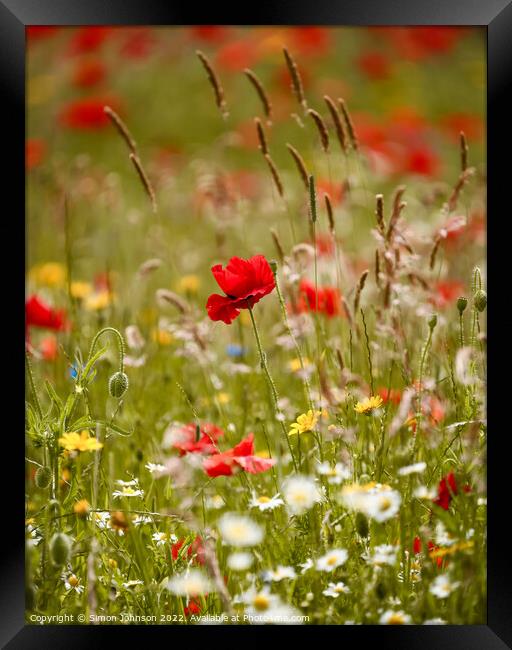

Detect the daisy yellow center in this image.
[327,556,337,566]
[253,594,270,611]
[68,575,79,588]
[230,524,248,540]
[257,496,271,504]
[291,490,307,504]
[387,614,405,625]
[379,497,392,511]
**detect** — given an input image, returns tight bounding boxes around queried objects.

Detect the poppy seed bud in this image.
[109,372,129,399]
[49,532,72,566]
[457,297,468,314]
[269,260,278,277]
[473,289,487,312]
[355,511,369,538]
[428,314,438,330]
[35,466,52,489]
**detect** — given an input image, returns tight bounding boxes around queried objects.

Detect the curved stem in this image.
[87,327,125,374]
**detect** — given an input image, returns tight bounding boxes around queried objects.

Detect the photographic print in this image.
[25,26,486,626]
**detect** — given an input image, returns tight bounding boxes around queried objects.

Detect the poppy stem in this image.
[87,326,125,374]
[247,306,298,471]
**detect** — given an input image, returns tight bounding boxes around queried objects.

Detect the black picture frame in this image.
[5,1,511,647]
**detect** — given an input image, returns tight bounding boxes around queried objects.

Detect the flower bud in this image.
[35,466,52,489]
[473,289,487,312]
[108,371,129,398]
[49,532,72,566]
[269,260,278,277]
[428,313,438,330]
[456,297,468,314]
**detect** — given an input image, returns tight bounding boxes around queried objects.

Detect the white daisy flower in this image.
[261,566,297,582]
[217,513,264,547]
[316,461,351,484]
[316,549,348,572]
[300,558,314,574]
[152,531,177,547]
[365,489,401,522]
[323,581,350,598]
[63,573,84,594]
[414,485,436,500]
[282,475,322,515]
[429,574,460,599]
[398,461,427,476]
[89,511,110,529]
[26,524,43,547]
[379,610,412,625]
[227,552,254,571]
[115,478,139,487]
[167,569,213,597]
[249,493,284,512]
[366,544,399,567]
[205,495,225,510]
[423,618,447,624]
[241,586,301,624]
[112,486,144,499]
[435,522,457,547]
[133,514,152,526]
[122,580,144,590]
[145,462,167,476]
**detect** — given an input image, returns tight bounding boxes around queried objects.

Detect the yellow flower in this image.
[84,290,113,311]
[73,499,91,518]
[59,430,103,453]
[354,395,383,415]
[70,281,93,300]
[217,392,230,405]
[177,274,200,294]
[29,262,66,287]
[289,357,310,373]
[152,328,173,346]
[428,540,474,560]
[288,410,321,436]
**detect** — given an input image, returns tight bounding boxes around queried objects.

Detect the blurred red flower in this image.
[171,536,205,564]
[184,599,202,616]
[378,387,402,405]
[190,26,230,43]
[120,28,157,59]
[59,97,121,130]
[216,39,258,71]
[434,472,458,510]
[206,255,275,325]
[71,59,106,88]
[39,335,59,361]
[26,139,46,171]
[68,27,113,54]
[431,280,465,309]
[26,295,67,337]
[27,27,60,43]
[290,27,331,56]
[203,433,276,477]
[295,279,341,318]
[357,51,391,80]
[170,422,224,456]
[440,113,485,142]
[403,145,440,177]
[316,179,344,205]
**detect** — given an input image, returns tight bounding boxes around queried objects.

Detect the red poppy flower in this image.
[316,179,344,206]
[170,422,224,456]
[413,537,444,567]
[190,26,230,43]
[290,27,331,56]
[203,433,276,477]
[120,28,157,59]
[26,295,67,334]
[434,472,458,510]
[357,51,391,80]
[378,387,402,405]
[431,280,465,309]
[184,599,202,616]
[206,255,275,325]
[216,39,258,71]
[59,97,121,130]
[171,536,205,564]
[403,145,440,177]
[39,335,59,361]
[295,279,341,317]
[72,59,106,88]
[27,26,60,43]
[68,27,113,54]
[26,139,46,171]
